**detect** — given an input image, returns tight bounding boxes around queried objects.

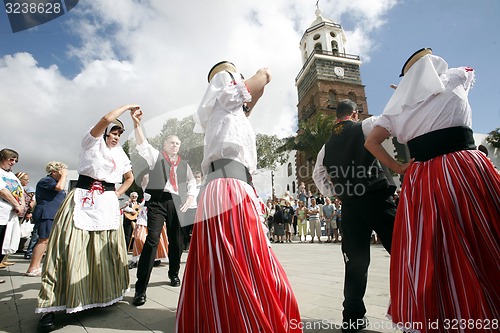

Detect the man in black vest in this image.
[130,110,196,306]
[313,99,396,332]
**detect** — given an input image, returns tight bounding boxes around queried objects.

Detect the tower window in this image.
[330,31,336,37]
[331,41,339,56]
[287,163,293,177]
[313,34,320,40]
[328,90,337,109]
[348,92,357,102]
[314,43,322,51]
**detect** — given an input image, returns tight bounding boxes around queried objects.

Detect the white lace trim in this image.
[35,290,131,314]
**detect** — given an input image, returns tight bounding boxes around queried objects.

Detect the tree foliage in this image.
[256,134,289,170]
[279,113,335,158]
[486,127,500,148]
[148,115,205,173]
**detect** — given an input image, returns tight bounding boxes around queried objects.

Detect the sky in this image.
[1,0,499,187]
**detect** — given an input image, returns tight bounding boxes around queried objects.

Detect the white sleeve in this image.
[312,145,336,197]
[194,71,251,133]
[185,164,198,197]
[373,114,394,135]
[136,139,160,170]
[361,116,378,138]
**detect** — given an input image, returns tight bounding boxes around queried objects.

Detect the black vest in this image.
[323,121,394,200]
[145,153,188,201]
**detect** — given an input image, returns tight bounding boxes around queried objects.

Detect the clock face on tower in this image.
[334,66,344,77]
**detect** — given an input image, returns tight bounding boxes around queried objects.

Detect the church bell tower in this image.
[295,6,370,190]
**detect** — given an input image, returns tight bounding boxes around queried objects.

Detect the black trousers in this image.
[340,189,396,322]
[122,216,135,250]
[135,195,184,294]
[0,224,6,262]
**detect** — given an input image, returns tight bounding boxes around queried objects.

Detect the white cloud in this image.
[1,0,396,184]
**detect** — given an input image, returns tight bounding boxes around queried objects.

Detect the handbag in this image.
[19,218,34,239]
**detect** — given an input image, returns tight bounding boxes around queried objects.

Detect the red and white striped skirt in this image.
[176,178,302,332]
[388,150,500,332]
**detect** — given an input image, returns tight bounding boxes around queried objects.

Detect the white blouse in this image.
[376,67,474,144]
[78,130,132,183]
[74,130,132,231]
[0,169,23,225]
[194,70,256,175]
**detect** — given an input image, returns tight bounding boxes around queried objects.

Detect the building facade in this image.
[294,7,370,193]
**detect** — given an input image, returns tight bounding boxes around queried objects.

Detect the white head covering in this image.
[383,54,448,115]
[194,69,251,133]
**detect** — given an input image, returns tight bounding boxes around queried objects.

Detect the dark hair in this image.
[478,144,489,157]
[0,148,19,162]
[336,99,357,119]
[103,125,125,140]
[109,125,125,135]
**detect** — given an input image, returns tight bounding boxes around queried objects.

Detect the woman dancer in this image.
[176,62,302,332]
[365,48,499,332]
[36,104,139,330]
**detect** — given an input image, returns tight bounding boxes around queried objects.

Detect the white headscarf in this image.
[383,55,448,115]
[193,70,251,133]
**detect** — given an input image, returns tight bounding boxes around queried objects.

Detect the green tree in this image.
[149,115,205,173]
[256,134,289,170]
[486,127,500,148]
[279,114,335,158]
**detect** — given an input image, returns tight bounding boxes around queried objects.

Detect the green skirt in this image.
[36,189,130,313]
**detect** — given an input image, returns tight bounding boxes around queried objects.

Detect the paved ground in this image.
[0,237,397,333]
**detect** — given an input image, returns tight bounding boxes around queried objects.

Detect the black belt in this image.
[407,126,476,162]
[76,175,115,191]
[206,159,253,187]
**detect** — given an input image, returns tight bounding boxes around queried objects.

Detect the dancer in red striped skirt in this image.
[176,62,302,332]
[365,48,500,332]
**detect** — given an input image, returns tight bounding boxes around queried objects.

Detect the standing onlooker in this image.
[307,197,321,243]
[273,204,285,243]
[322,197,336,243]
[334,198,342,241]
[283,200,294,243]
[15,172,36,253]
[292,200,298,237]
[313,99,396,332]
[296,200,308,242]
[36,105,137,330]
[176,62,301,332]
[25,162,67,277]
[130,110,197,306]
[297,182,307,204]
[266,200,275,242]
[316,193,325,205]
[0,149,24,271]
[365,48,500,331]
[121,191,139,251]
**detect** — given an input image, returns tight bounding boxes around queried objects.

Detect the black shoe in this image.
[128,261,138,269]
[132,292,146,306]
[38,312,55,331]
[341,316,368,332]
[169,275,181,287]
[153,260,161,267]
[24,254,32,260]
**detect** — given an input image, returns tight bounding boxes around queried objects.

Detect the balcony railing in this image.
[296,49,360,82]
